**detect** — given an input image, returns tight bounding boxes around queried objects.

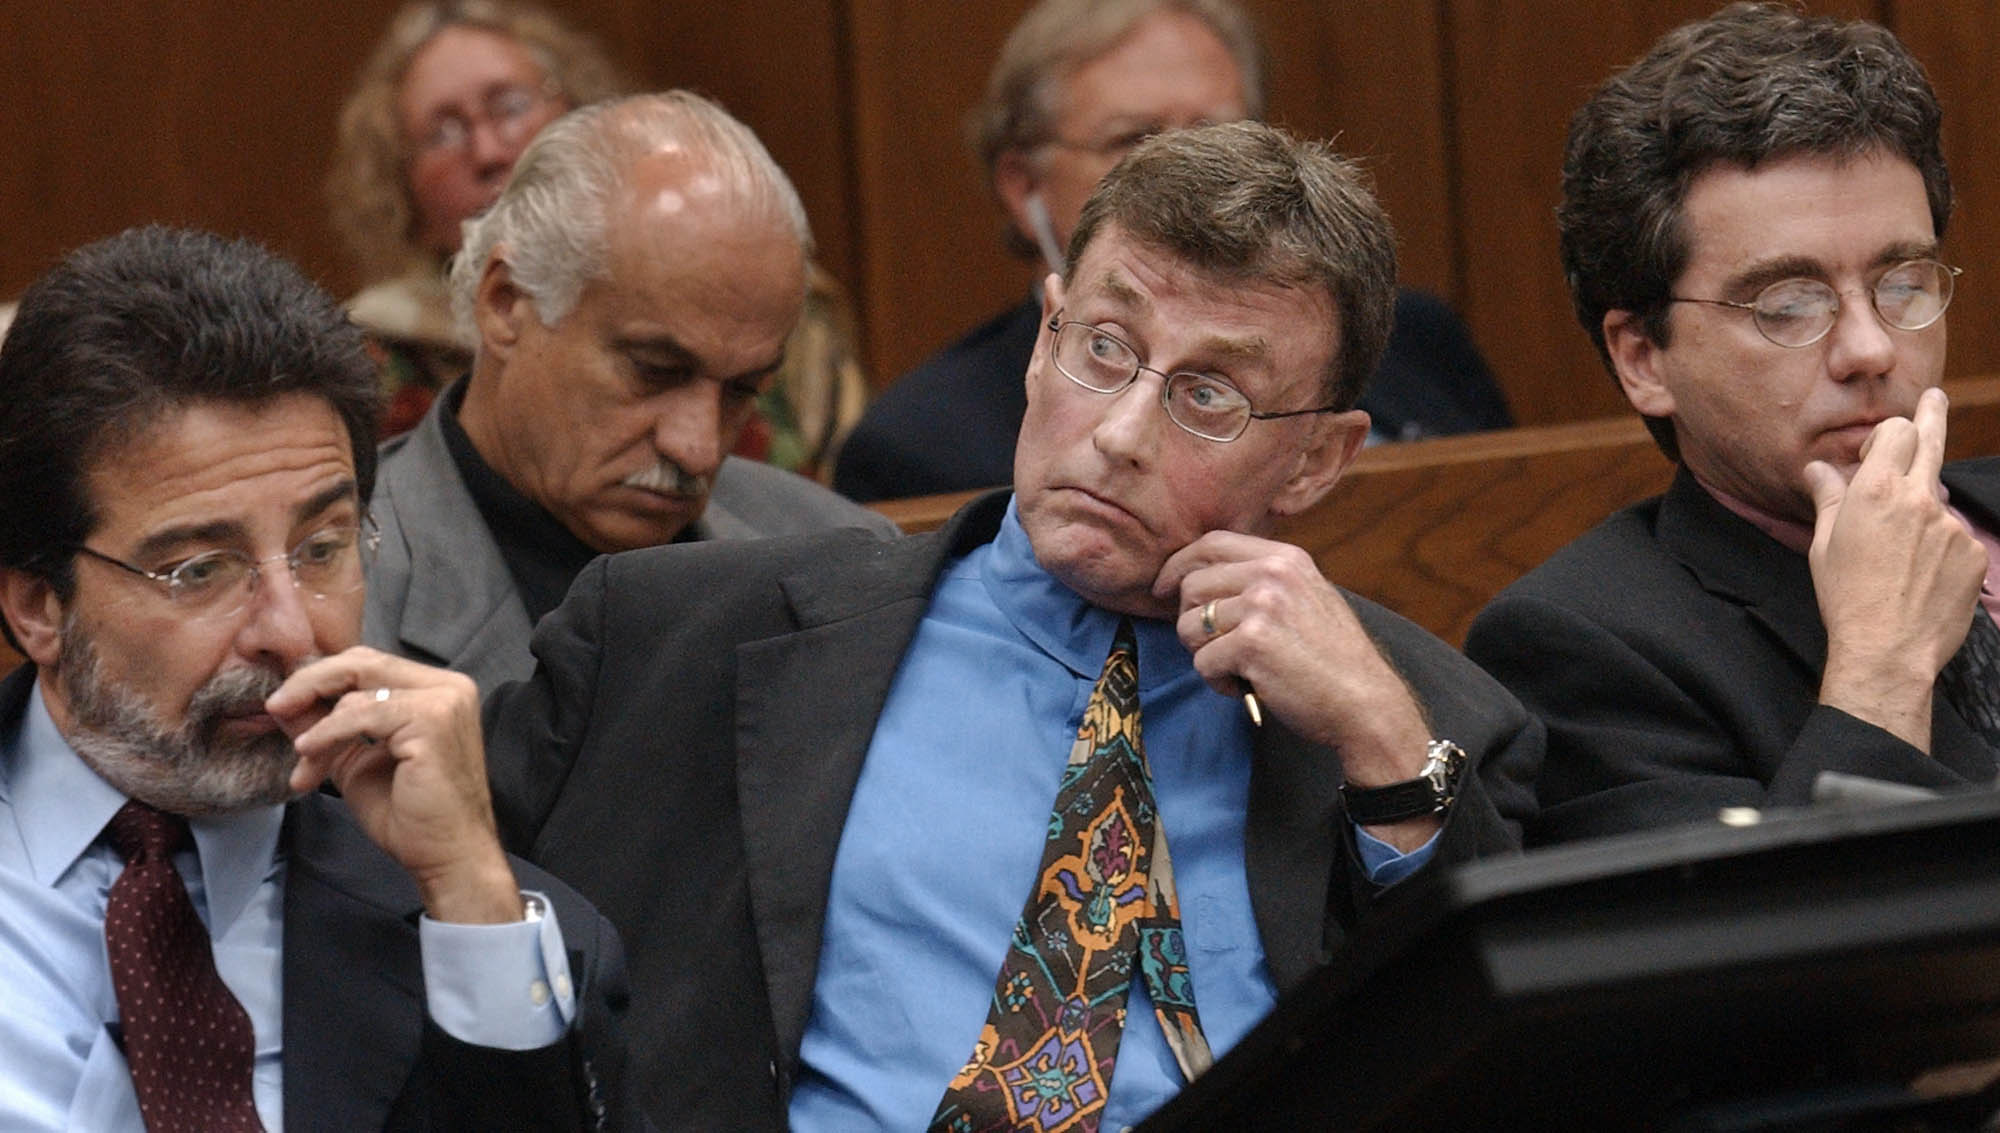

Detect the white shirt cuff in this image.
[419,889,575,1050]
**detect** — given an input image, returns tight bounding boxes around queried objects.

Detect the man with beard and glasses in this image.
[362,91,894,694]
[0,225,641,1131]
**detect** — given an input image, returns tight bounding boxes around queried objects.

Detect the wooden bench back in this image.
[870,376,2000,646]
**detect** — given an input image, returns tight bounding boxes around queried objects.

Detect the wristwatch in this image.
[1338,739,1467,825]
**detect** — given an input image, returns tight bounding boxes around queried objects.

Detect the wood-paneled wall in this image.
[4,1,1995,432]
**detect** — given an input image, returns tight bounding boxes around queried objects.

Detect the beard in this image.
[57,621,304,816]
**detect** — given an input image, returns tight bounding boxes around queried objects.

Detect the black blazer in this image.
[0,666,643,1132]
[1466,461,2000,845]
[484,491,1540,1130]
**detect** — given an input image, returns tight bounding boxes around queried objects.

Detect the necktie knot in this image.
[106,800,190,867]
[1101,619,1138,701]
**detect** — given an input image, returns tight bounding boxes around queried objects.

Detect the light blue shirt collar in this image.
[3,676,284,934]
[980,498,1193,691]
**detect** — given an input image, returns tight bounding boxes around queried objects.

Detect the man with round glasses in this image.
[0,226,639,1128]
[832,0,1513,504]
[482,121,1538,1128]
[1466,3,2000,843]
[1046,316,1349,441]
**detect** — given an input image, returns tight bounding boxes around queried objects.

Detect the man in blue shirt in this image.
[0,226,639,1129]
[831,0,1511,504]
[487,121,1540,1130]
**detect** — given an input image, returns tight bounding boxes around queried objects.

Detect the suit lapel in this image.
[734,493,1009,1065]
[280,794,427,1129]
[1244,724,1341,992]
[1944,457,2000,530]
[1656,470,1827,671]
[1662,466,2000,782]
[378,398,534,677]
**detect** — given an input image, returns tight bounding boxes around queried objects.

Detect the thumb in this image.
[1803,459,1848,558]
[1803,459,1847,520]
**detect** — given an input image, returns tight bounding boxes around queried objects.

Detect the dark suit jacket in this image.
[0,666,643,1131]
[483,491,1540,1130]
[1466,462,2000,844]
[831,290,1513,502]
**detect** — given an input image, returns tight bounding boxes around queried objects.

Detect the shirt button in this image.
[530,979,551,1006]
[555,974,573,1000]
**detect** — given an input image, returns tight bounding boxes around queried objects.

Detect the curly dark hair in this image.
[1559,2,1949,458]
[0,226,379,613]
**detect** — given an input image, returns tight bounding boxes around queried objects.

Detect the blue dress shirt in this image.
[0,679,573,1131]
[788,502,1432,1131]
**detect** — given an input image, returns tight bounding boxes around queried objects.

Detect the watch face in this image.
[1341,741,1466,824]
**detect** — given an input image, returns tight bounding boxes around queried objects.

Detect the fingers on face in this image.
[292,686,405,760]
[271,646,469,711]
[1803,460,1847,520]
[1911,387,1950,478]
[1155,530,1271,600]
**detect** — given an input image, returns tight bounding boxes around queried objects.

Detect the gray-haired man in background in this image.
[365,91,894,691]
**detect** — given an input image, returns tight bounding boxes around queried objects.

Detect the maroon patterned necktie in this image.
[103,801,264,1133]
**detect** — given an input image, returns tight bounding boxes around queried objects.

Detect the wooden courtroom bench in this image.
[869,375,2000,646]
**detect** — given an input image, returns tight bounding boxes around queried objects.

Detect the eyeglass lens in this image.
[1752,260,1955,346]
[166,525,375,620]
[1051,321,1252,441]
[416,84,551,157]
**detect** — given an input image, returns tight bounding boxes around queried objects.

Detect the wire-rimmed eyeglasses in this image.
[1046,314,1342,442]
[1667,259,1961,348]
[74,517,381,622]
[411,81,561,160]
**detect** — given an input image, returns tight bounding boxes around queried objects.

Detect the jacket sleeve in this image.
[415,886,650,1131]
[1466,590,1957,844]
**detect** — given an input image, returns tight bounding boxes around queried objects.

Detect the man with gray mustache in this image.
[364,91,895,692]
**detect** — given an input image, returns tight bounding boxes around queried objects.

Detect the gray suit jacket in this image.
[363,389,897,691]
[483,491,1541,1129]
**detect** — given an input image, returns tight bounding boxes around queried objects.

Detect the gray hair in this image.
[451,91,813,332]
[971,0,1265,172]
[1067,121,1397,408]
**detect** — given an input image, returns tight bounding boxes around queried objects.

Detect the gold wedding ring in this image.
[1201,599,1219,638]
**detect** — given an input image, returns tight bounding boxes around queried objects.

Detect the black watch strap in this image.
[1339,740,1466,825]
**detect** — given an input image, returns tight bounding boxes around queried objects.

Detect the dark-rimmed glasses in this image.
[1046,314,1342,442]
[75,517,381,622]
[1667,259,1961,348]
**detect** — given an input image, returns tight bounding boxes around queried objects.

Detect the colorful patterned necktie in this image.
[103,801,265,1133]
[931,619,1212,1133]
[1938,607,2000,751]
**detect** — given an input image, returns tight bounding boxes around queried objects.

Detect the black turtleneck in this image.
[436,379,604,625]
